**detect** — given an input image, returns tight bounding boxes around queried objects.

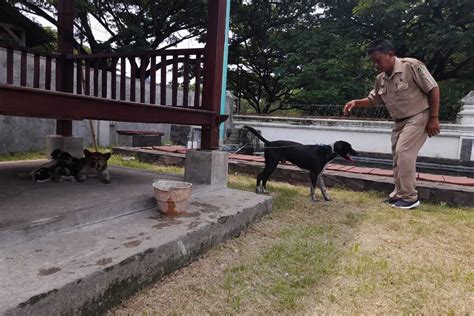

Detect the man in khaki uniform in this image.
[344,39,440,209]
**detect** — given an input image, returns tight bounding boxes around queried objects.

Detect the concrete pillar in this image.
[184,150,228,187]
[97,120,110,148]
[457,91,474,125]
[45,135,84,158]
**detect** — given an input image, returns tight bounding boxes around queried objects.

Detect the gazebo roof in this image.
[0,2,54,47]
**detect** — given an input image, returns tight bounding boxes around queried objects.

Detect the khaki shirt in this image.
[367,57,438,120]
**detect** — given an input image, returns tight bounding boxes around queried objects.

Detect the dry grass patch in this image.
[109,171,473,315]
[306,192,474,314]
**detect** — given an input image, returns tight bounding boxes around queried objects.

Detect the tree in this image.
[317,0,474,112]
[9,0,207,53]
[228,0,317,113]
[229,0,473,115]
[321,0,474,82]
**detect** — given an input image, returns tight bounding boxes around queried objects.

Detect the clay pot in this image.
[152,180,192,215]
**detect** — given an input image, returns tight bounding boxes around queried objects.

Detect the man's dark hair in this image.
[367,39,395,55]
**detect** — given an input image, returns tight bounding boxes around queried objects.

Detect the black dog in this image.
[244,125,358,201]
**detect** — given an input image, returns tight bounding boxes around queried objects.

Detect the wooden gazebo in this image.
[0,0,227,149]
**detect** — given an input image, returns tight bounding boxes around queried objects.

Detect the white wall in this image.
[234,112,474,160]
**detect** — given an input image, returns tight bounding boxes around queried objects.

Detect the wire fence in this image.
[278,103,462,122]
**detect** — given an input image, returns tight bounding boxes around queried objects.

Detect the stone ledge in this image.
[1,187,272,315]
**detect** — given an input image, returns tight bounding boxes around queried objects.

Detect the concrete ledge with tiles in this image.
[113,146,474,206]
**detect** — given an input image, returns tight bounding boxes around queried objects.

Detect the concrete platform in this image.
[0,161,272,315]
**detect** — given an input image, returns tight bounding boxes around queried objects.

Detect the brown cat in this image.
[77,149,112,184]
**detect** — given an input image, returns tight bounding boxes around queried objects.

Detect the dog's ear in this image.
[104,152,112,161]
[333,141,343,154]
[83,149,91,157]
[50,149,62,160]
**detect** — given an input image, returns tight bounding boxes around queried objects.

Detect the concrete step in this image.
[0,185,272,315]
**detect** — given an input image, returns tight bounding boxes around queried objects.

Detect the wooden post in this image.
[55,0,74,136]
[201,0,227,149]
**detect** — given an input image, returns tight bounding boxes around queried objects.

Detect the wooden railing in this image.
[1,46,206,108]
[1,46,60,91]
[67,48,205,107]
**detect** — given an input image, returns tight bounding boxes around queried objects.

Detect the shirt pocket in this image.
[395,82,409,92]
[394,82,410,101]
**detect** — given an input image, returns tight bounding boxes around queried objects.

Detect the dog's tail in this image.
[243,125,270,145]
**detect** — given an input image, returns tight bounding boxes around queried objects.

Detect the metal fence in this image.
[280,103,462,122]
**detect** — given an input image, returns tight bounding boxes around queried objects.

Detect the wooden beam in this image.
[201,0,227,149]
[56,0,75,136]
[0,85,227,126]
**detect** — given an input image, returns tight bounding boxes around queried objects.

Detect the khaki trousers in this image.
[389,110,429,202]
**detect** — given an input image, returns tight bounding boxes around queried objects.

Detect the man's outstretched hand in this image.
[343,100,357,116]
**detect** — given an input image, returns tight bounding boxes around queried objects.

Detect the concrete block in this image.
[429,187,454,204]
[117,131,163,147]
[364,178,393,193]
[452,190,474,205]
[45,135,84,158]
[418,187,431,200]
[340,175,366,191]
[132,135,162,147]
[117,134,133,147]
[184,150,229,187]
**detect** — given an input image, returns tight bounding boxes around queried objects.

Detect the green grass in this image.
[222,223,339,313]
[0,150,45,162]
[108,154,183,175]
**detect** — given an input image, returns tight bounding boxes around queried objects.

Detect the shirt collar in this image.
[383,57,403,80]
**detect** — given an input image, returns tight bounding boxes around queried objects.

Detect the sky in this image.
[23,8,201,81]
[24,10,201,50]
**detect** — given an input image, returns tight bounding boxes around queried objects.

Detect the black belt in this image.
[394,109,429,123]
[394,116,410,123]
